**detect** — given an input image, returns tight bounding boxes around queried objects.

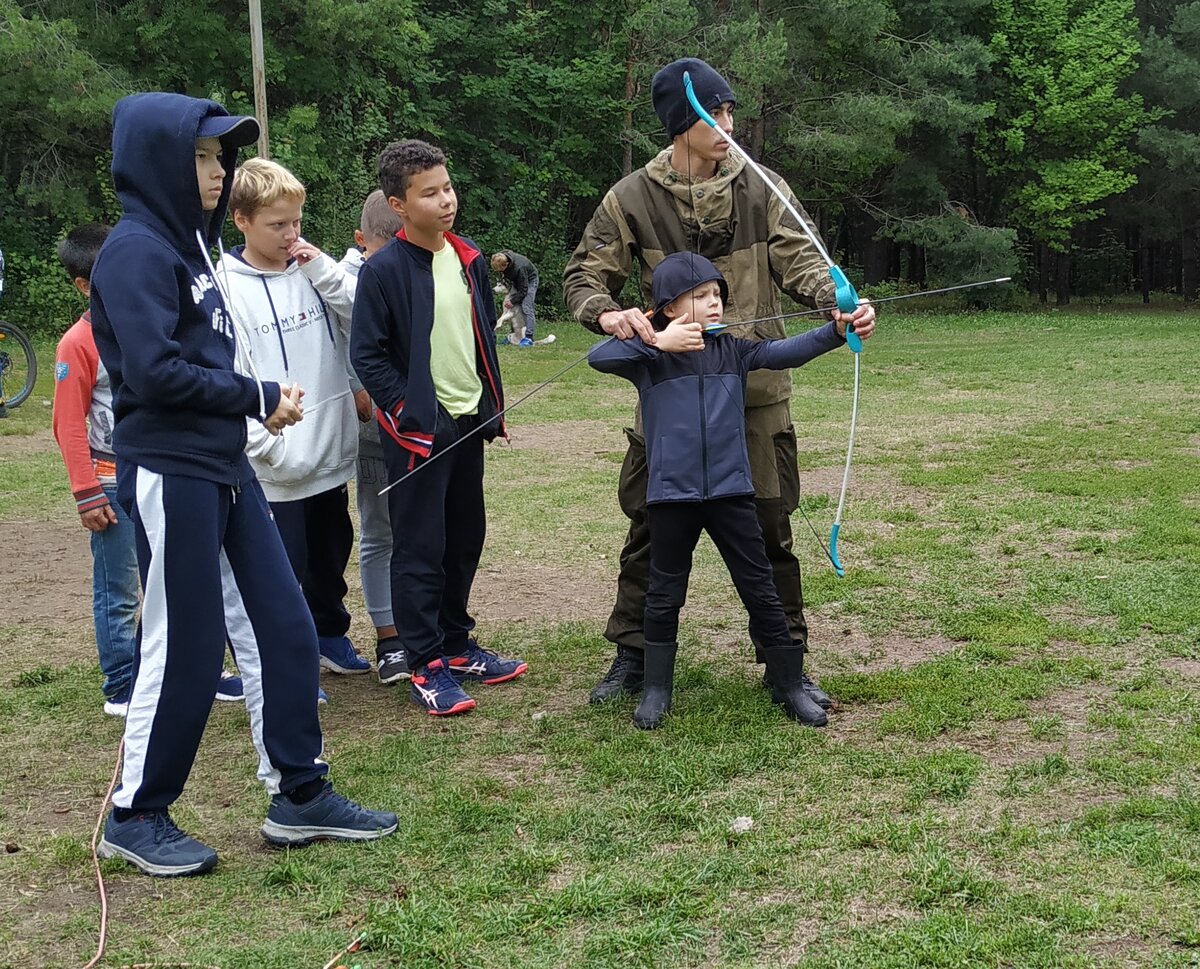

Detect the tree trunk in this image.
[905,243,926,285]
[1037,243,1049,303]
[1054,249,1071,306]
[855,214,890,284]
[1182,212,1198,302]
[621,53,635,178]
[1140,235,1152,304]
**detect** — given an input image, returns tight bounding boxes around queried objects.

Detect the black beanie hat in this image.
[651,57,737,139]
[650,253,729,329]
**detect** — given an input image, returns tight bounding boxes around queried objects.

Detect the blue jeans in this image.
[91,485,139,699]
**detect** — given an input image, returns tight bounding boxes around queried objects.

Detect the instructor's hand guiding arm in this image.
[598,308,657,344]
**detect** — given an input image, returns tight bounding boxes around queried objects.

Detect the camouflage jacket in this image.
[563,148,836,407]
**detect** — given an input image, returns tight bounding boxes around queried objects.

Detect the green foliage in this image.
[0,0,1183,333]
[888,212,1021,301]
[980,0,1153,249]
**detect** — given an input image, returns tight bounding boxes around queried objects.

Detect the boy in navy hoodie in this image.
[589,253,874,730]
[89,92,396,877]
[351,139,527,716]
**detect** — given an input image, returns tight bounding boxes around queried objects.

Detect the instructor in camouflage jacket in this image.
[563,56,876,710]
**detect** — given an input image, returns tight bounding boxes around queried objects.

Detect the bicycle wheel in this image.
[0,321,37,409]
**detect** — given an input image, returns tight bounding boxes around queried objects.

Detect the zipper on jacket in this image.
[698,359,709,498]
[462,253,504,434]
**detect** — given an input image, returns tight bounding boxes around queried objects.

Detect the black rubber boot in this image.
[632,642,677,729]
[761,668,832,710]
[589,647,645,704]
[764,647,828,727]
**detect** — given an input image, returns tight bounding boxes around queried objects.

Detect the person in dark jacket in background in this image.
[589,253,873,730]
[89,92,396,877]
[351,139,528,717]
[490,249,539,345]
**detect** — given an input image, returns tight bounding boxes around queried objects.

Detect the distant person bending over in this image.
[490,249,540,346]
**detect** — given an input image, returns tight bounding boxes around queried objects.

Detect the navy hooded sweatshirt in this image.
[89,93,282,487]
[589,323,845,504]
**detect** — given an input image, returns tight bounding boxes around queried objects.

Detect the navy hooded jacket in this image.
[350,229,504,459]
[89,93,282,486]
[589,323,845,504]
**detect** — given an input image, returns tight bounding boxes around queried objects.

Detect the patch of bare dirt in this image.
[4,519,93,639]
[1162,657,1200,680]
[472,561,612,623]
[818,627,961,673]
[503,419,625,455]
[0,425,56,456]
[1082,934,1156,966]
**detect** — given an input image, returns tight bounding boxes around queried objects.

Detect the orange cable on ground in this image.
[83,738,123,969]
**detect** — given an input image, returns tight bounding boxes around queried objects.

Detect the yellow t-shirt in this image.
[429,242,482,417]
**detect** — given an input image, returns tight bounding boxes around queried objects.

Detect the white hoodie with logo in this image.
[218,247,358,502]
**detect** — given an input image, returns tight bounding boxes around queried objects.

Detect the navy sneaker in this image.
[411,658,476,716]
[518,337,534,347]
[261,782,398,846]
[98,809,218,877]
[317,687,329,705]
[447,640,529,685]
[318,636,371,674]
[103,684,132,718]
[215,671,245,702]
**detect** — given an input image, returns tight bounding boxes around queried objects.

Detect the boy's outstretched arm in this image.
[737,320,846,371]
[94,240,281,419]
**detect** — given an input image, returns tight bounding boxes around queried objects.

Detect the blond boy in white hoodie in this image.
[220,159,369,685]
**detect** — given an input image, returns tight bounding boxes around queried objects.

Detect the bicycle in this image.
[0,247,38,417]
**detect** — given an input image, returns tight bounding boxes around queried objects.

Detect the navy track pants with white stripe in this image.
[113,466,327,811]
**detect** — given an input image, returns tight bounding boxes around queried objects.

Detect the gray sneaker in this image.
[376,647,411,685]
[97,810,218,877]
[261,782,398,846]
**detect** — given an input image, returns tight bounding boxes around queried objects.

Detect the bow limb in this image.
[828,345,861,578]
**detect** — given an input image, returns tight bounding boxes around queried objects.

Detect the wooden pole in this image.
[249,0,269,158]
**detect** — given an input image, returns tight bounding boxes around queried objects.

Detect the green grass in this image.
[2,311,1200,966]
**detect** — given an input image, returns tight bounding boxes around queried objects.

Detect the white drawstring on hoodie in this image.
[196,229,268,422]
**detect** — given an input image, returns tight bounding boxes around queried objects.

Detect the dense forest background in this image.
[2,0,1197,335]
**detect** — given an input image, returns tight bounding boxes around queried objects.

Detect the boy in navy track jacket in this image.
[589,253,870,730]
[89,92,396,877]
[351,139,528,717]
